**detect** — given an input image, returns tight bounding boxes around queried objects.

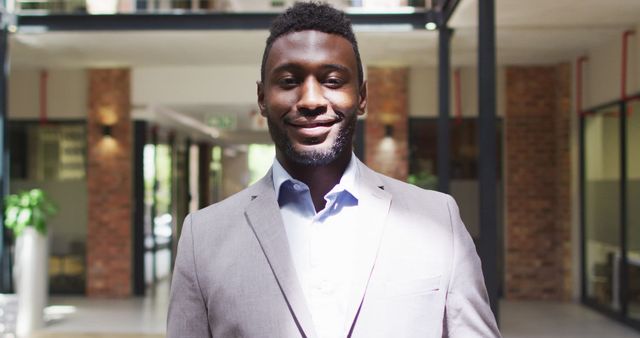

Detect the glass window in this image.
[626,99,640,320]
[584,107,621,310]
[8,121,88,295]
[143,141,174,286]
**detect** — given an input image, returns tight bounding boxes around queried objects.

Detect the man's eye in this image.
[278,77,298,87]
[324,77,344,87]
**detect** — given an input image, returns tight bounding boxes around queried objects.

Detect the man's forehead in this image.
[265,30,357,71]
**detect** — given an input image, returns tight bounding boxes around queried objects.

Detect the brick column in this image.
[365,67,409,181]
[86,69,132,297]
[505,64,572,300]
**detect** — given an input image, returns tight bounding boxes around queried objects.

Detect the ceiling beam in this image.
[16,11,433,32]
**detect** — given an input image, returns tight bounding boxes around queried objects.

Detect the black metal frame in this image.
[477,0,499,320]
[440,0,461,25]
[132,120,147,296]
[437,27,452,193]
[579,92,640,332]
[16,11,434,31]
[0,3,10,294]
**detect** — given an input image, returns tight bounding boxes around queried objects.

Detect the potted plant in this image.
[4,189,57,337]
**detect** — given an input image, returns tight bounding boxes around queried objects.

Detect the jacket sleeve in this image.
[167,214,212,338]
[443,196,502,338]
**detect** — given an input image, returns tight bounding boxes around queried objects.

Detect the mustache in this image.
[283,110,345,124]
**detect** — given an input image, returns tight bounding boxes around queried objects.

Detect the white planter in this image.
[14,227,49,337]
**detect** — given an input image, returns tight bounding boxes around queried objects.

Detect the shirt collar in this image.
[272,154,360,202]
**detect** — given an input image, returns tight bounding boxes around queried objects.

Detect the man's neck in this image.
[277,151,351,212]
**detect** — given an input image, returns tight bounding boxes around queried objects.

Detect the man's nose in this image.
[297,78,328,116]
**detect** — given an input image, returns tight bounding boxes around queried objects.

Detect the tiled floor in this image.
[500,301,640,338]
[37,283,169,337]
[23,292,640,338]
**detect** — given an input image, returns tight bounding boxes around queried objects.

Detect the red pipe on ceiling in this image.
[621,30,635,101]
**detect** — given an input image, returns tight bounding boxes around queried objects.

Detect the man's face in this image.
[258,30,367,166]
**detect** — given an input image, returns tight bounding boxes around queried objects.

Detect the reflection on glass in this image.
[8,122,88,294]
[142,143,174,287]
[626,100,640,320]
[585,107,621,310]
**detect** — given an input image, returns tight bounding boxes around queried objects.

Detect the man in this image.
[168,2,501,337]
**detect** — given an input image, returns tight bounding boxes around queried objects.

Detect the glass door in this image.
[626,98,640,321]
[584,106,621,310]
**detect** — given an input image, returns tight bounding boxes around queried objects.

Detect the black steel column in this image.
[132,120,147,296]
[478,0,499,321]
[183,138,191,223]
[579,114,587,302]
[437,27,452,193]
[619,101,628,316]
[198,143,211,208]
[0,11,10,293]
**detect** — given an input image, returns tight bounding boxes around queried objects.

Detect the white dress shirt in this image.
[272,155,367,338]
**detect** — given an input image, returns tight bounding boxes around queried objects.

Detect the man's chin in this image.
[284,145,340,167]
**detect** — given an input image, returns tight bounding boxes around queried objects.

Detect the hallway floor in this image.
[26,297,640,338]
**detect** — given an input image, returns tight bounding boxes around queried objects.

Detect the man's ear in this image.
[358,80,367,116]
[257,81,266,117]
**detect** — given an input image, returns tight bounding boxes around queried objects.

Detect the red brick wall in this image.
[505,64,572,300]
[365,67,409,181]
[86,69,132,297]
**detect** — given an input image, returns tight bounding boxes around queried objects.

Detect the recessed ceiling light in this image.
[425,22,437,31]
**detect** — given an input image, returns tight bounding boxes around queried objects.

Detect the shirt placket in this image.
[308,195,345,338]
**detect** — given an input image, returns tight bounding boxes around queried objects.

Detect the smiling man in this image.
[167,2,501,338]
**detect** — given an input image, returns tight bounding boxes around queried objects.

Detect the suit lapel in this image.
[343,160,392,336]
[244,172,318,338]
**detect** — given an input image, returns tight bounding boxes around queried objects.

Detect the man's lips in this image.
[287,120,338,128]
[285,117,341,138]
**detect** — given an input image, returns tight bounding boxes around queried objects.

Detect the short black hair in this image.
[260,1,364,87]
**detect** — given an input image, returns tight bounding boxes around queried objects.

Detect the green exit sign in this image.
[207,115,237,130]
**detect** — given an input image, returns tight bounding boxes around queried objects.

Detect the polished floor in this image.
[21,287,640,338]
[500,301,640,338]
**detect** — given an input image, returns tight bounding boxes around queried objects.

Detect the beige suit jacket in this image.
[167,159,501,337]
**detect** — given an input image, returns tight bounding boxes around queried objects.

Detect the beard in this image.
[266,111,356,167]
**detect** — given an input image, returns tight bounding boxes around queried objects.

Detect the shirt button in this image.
[292,183,301,190]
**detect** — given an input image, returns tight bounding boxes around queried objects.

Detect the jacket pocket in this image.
[369,275,441,299]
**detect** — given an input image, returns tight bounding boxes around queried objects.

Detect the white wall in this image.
[9,69,87,120]
[409,65,505,118]
[132,66,260,107]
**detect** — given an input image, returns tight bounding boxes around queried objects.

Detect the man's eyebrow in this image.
[320,63,351,73]
[270,63,351,75]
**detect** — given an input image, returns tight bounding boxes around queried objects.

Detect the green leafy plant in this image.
[407,171,438,190]
[4,189,57,236]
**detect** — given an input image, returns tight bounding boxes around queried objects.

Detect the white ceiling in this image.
[10,0,640,69]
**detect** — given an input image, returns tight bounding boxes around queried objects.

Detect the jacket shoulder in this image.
[376,172,453,204]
